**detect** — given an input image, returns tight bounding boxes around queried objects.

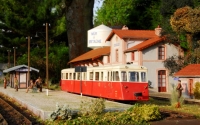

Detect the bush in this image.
[79,98,105,116]
[194,82,200,99]
[127,103,161,122]
[49,103,75,121]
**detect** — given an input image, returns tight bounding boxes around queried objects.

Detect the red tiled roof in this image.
[106,29,157,41]
[174,64,200,77]
[68,47,110,63]
[124,36,165,52]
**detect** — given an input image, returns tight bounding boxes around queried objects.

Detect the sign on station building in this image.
[87,24,112,49]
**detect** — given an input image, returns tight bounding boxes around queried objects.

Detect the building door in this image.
[189,79,193,98]
[158,70,166,92]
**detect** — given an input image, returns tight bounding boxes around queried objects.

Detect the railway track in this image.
[0,92,43,125]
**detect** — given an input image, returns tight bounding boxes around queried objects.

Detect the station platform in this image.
[0,85,132,120]
[1,85,200,121]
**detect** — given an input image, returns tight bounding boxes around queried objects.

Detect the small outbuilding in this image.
[3,65,39,89]
[174,64,200,98]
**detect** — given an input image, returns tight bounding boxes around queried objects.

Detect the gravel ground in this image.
[0,84,132,120]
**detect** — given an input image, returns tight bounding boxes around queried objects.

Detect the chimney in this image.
[122,25,128,30]
[155,25,162,36]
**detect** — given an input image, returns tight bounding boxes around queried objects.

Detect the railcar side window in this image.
[107,72,110,81]
[77,73,80,80]
[101,72,103,81]
[73,73,76,80]
[69,73,72,79]
[83,73,86,80]
[121,71,127,81]
[113,71,119,81]
[141,72,146,82]
[129,71,139,82]
[61,73,63,79]
[89,72,93,80]
[95,72,99,81]
[66,73,68,79]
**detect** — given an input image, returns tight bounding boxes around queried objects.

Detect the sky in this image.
[93,0,104,16]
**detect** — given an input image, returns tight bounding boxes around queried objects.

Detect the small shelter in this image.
[3,65,39,89]
[174,64,200,98]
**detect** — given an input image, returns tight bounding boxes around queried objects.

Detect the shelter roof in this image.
[3,64,39,73]
[174,64,200,77]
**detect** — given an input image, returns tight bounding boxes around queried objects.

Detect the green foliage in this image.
[170,6,200,34]
[51,103,161,125]
[94,0,134,26]
[163,55,185,76]
[79,98,105,116]
[194,82,200,99]
[127,103,161,122]
[49,103,75,121]
[17,44,69,83]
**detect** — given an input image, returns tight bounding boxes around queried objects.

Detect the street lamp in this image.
[44,23,50,96]
[26,36,32,83]
[13,47,17,66]
[7,50,11,67]
[35,23,50,96]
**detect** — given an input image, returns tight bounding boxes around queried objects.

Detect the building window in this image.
[116,49,119,62]
[107,55,110,63]
[158,70,166,88]
[131,52,134,60]
[158,46,165,60]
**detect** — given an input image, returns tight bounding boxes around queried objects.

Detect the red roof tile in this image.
[68,47,110,63]
[174,64,200,77]
[106,29,157,41]
[124,37,165,52]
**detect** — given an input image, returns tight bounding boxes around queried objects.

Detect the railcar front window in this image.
[121,71,127,81]
[141,72,146,82]
[129,71,139,82]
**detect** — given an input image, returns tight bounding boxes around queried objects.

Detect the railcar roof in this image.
[61,65,147,72]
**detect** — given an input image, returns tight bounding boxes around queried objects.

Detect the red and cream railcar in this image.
[61,65,149,101]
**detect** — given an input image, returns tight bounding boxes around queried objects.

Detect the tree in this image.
[94,0,164,30]
[94,0,134,27]
[65,0,94,61]
[170,6,200,49]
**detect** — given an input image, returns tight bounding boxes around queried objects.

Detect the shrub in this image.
[194,82,200,99]
[49,103,75,121]
[79,98,105,116]
[127,103,161,122]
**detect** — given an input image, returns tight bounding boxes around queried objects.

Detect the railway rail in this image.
[0,92,43,125]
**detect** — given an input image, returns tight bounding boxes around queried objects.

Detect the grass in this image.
[139,97,200,119]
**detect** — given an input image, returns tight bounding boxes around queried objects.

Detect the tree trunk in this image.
[66,0,94,62]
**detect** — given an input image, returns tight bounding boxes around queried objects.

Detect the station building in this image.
[68,24,183,93]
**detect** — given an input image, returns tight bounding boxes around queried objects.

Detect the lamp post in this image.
[13,47,17,66]
[45,23,49,96]
[7,50,11,67]
[27,36,31,83]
